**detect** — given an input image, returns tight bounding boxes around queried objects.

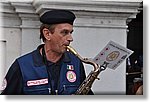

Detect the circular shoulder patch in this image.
[66,71,76,83]
[1,78,7,91]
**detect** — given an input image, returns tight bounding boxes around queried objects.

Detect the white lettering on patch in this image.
[27,78,48,86]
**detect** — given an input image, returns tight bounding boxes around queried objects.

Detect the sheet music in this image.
[93,41,134,70]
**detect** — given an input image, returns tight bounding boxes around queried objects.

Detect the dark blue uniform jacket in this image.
[1,45,93,95]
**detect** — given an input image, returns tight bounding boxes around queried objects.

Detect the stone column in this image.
[0,1,41,82]
[0,2,21,88]
[0,29,6,87]
[11,2,41,55]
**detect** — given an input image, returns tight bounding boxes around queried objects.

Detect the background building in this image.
[0,0,142,94]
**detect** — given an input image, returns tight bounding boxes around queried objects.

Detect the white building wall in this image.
[0,0,142,94]
[72,26,127,94]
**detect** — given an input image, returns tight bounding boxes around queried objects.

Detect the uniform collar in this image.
[32,44,71,67]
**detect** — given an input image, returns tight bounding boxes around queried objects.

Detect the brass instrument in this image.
[67,46,107,95]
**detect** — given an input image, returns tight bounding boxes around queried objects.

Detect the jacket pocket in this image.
[61,85,79,95]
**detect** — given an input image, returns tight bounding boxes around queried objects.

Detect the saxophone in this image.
[67,46,107,95]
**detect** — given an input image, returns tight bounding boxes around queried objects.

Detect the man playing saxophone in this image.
[1,10,93,95]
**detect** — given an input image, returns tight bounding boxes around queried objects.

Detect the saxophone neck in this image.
[67,46,78,55]
[67,46,99,72]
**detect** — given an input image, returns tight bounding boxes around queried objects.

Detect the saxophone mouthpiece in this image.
[66,46,78,55]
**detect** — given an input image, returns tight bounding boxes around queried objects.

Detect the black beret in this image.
[40,10,76,25]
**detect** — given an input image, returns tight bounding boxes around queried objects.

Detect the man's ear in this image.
[43,28,51,41]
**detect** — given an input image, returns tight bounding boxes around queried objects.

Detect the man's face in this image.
[49,23,74,54]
